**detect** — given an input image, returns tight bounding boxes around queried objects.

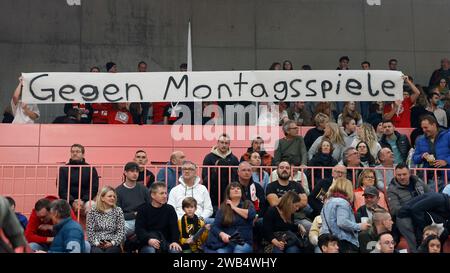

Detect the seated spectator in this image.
[354,170,388,212]
[58,144,99,207]
[52,108,81,124]
[107,103,133,124]
[25,196,77,252]
[308,122,345,162]
[308,165,347,218]
[133,150,155,188]
[370,232,396,253]
[86,186,125,253]
[374,147,395,190]
[5,196,28,229]
[0,196,28,253]
[280,101,313,126]
[355,186,387,223]
[320,178,370,253]
[236,162,267,219]
[341,116,358,147]
[342,147,363,184]
[429,58,450,90]
[178,197,209,253]
[64,103,92,124]
[410,89,435,129]
[136,182,182,253]
[379,120,411,164]
[204,182,256,253]
[356,141,376,167]
[2,105,14,123]
[168,161,213,220]
[337,101,363,127]
[240,136,273,171]
[10,76,40,124]
[317,233,340,253]
[263,191,304,253]
[304,113,329,151]
[307,139,338,184]
[36,200,85,253]
[351,123,381,159]
[157,151,185,193]
[257,102,283,126]
[423,225,440,240]
[358,209,393,253]
[116,162,150,239]
[247,152,270,191]
[426,92,448,128]
[418,235,442,253]
[314,102,335,123]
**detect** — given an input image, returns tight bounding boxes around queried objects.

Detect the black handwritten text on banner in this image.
[21,70,403,104]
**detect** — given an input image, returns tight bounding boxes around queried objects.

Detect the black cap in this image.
[363,186,379,197]
[124,162,139,171]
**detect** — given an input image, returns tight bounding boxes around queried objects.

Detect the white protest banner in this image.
[21,70,403,104]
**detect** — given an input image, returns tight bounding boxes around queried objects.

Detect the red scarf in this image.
[331,192,352,206]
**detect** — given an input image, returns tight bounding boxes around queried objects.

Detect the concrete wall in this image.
[1,0,450,122]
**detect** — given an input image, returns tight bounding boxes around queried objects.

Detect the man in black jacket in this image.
[58,144,99,207]
[136,182,182,253]
[202,134,239,210]
[379,120,411,164]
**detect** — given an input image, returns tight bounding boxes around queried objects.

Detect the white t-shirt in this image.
[11,99,40,124]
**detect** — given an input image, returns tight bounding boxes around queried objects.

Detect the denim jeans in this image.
[140,245,181,253]
[272,245,301,253]
[216,243,253,253]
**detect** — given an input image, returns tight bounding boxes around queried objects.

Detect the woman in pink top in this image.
[353,169,388,211]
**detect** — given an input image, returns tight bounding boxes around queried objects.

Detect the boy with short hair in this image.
[318,233,340,253]
[178,197,209,253]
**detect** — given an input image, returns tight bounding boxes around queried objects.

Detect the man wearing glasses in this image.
[272,120,308,167]
[168,161,213,221]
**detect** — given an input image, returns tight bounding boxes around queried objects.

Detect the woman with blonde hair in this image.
[351,123,381,159]
[308,122,346,162]
[86,185,125,253]
[320,178,370,253]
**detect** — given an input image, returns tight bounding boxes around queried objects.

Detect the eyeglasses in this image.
[364,176,375,179]
[333,170,347,175]
[289,127,299,130]
[182,167,195,171]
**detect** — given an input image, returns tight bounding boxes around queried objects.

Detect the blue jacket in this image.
[413,129,450,168]
[157,162,179,193]
[206,201,256,249]
[49,218,85,253]
[320,197,361,247]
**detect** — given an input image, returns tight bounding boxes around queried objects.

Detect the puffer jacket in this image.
[387,175,429,217]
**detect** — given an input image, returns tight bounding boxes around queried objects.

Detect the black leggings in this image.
[91,246,122,253]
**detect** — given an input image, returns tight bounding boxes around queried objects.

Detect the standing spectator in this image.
[413,115,450,192]
[384,75,420,128]
[91,63,116,124]
[283,60,293,70]
[379,120,411,164]
[304,113,329,151]
[157,151,185,193]
[64,103,92,124]
[269,62,282,70]
[116,162,150,238]
[129,61,150,124]
[429,58,450,88]
[320,178,370,253]
[107,103,134,124]
[387,164,429,252]
[314,102,335,123]
[426,92,448,128]
[337,101,363,127]
[351,123,382,159]
[58,144,99,207]
[10,76,39,124]
[335,56,350,115]
[341,116,358,147]
[133,150,155,188]
[308,122,346,162]
[52,108,81,124]
[202,134,239,209]
[356,141,376,167]
[168,161,213,220]
[388,59,398,71]
[354,170,388,212]
[273,120,308,167]
[0,196,28,253]
[263,192,304,253]
[361,61,370,70]
[135,182,182,253]
[5,196,28,229]
[86,186,125,253]
[205,182,256,253]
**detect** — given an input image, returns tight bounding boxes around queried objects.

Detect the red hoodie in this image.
[24,195,77,244]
